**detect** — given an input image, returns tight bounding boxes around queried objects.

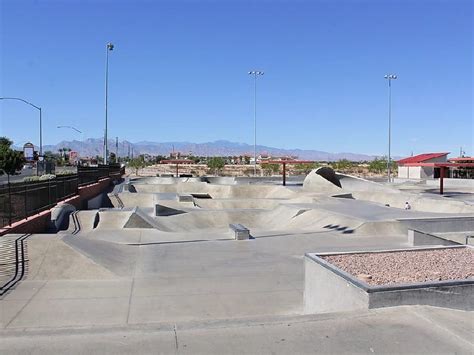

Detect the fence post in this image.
[8,177,12,226]
[24,184,28,220]
[48,178,51,207]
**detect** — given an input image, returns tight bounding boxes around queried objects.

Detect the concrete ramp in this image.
[352,190,474,213]
[155,204,187,217]
[66,211,99,234]
[336,173,398,193]
[303,168,342,194]
[26,235,115,280]
[123,208,158,229]
[96,210,132,230]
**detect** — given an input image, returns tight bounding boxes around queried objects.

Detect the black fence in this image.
[0,165,124,228]
[78,165,123,186]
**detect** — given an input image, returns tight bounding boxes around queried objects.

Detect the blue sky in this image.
[1,0,472,157]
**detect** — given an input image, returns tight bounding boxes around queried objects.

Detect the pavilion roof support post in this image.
[440,166,445,195]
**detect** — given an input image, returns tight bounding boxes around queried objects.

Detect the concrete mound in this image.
[303,167,342,194]
[123,208,157,229]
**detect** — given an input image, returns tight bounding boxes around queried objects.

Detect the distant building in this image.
[397,153,449,179]
[397,153,474,180]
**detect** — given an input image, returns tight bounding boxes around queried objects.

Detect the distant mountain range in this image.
[36,138,379,161]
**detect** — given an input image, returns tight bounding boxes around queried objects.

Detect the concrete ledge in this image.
[304,246,474,314]
[407,229,459,246]
[178,194,194,203]
[229,223,250,240]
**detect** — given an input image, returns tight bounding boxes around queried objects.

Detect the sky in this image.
[1,0,472,157]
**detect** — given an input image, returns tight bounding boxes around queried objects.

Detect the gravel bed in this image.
[321,248,474,286]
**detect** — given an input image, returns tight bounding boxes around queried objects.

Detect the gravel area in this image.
[321,248,474,286]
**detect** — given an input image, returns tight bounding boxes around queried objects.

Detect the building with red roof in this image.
[397,152,449,179]
[397,153,473,193]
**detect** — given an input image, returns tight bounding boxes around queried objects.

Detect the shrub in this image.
[23,176,41,183]
[39,174,57,181]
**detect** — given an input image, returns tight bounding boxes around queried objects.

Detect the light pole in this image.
[104,42,114,165]
[384,74,397,183]
[57,125,83,161]
[248,70,264,176]
[0,97,42,156]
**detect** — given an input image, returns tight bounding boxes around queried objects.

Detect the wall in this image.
[304,256,369,314]
[0,177,114,236]
[304,249,474,314]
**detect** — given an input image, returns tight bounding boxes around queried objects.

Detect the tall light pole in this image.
[248,70,264,176]
[104,42,114,165]
[57,125,83,160]
[0,97,42,156]
[384,74,397,183]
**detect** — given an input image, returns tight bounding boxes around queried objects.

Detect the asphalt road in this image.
[0,168,35,185]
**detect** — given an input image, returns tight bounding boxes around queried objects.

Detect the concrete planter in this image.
[304,246,474,314]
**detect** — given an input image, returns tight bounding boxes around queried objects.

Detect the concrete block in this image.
[229,224,250,240]
[304,246,474,314]
[177,194,194,203]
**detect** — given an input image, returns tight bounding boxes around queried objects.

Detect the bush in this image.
[39,174,56,181]
[23,176,41,183]
[207,157,225,175]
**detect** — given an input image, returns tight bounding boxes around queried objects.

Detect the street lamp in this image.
[0,97,42,156]
[248,70,264,176]
[57,125,83,160]
[104,42,114,165]
[384,74,397,183]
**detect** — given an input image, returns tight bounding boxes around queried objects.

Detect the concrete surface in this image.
[0,306,472,354]
[1,173,473,354]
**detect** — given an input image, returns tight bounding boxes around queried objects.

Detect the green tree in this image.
[128,157,146,175]
[0,137,13,149]
[331,159,354,172]
[368,157,397,174]
[261,163,280,176]
[0,137,25,178]
[207,157,225,175]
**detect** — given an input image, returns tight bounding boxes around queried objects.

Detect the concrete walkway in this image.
[1,306,472,354]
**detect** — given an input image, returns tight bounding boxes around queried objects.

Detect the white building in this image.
[397,153,448,179]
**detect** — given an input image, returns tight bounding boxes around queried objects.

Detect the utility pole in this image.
[104,42,114,165]
[248,70,264,176]
[384,74,397,183]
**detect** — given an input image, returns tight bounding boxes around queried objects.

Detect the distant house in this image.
[397,153,449,179]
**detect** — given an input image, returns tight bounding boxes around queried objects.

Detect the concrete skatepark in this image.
[1,168,473,354]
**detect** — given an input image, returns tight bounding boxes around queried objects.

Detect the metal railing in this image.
[0,165,124,228]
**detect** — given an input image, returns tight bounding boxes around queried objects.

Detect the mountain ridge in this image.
[35,138,381,161]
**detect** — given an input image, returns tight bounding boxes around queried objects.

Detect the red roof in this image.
[397,153,449,165]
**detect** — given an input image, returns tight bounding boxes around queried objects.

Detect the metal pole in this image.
[8,174,12,226]
[104,46,109,165]
[0,97,42,156]
[39,107,43,156]
[387,79,391,183]
[254,72,257,176]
